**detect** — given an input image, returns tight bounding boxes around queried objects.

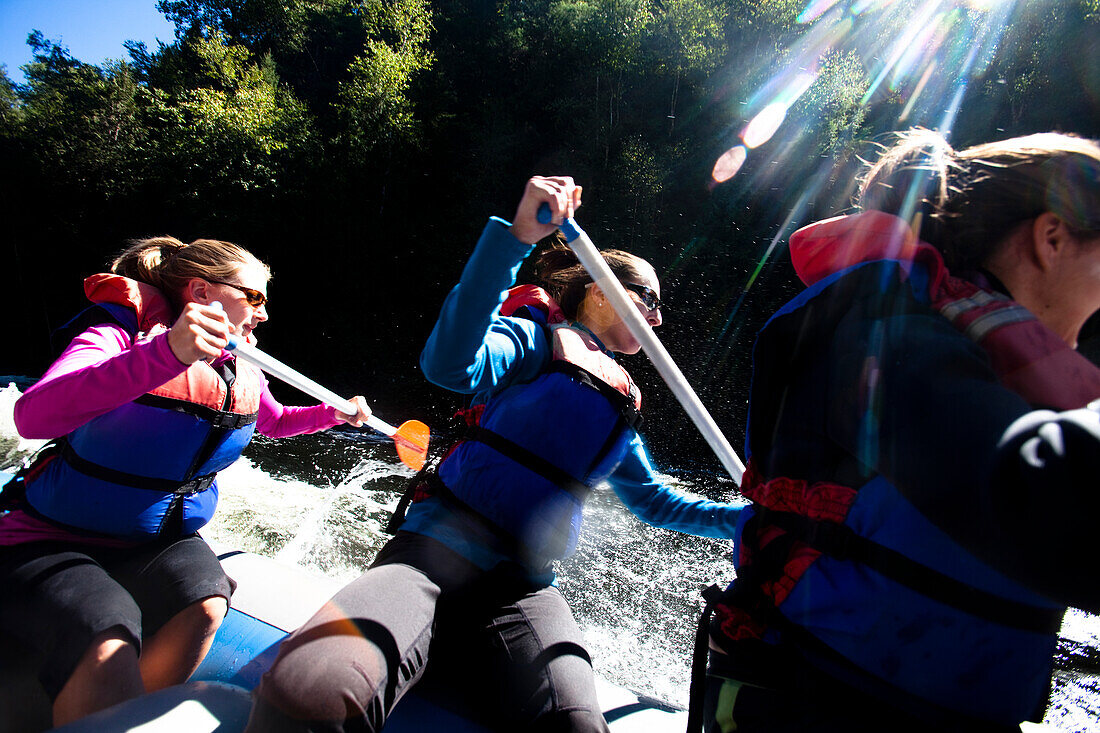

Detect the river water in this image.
[1,381,1097,730]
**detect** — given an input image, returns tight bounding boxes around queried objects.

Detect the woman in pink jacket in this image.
[0,236,369,726]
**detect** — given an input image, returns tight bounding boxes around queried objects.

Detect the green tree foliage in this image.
[333,0,434,160]
[954,0,1100,142]
[147,31,316,209]
[13,33,151,199]
[2,0,1099,461]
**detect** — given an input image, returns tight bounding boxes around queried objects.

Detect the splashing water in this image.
[1,381,1098,724]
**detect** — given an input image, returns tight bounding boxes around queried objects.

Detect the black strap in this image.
[59,440,217,496]
[758,508,1063,633]
[686,583,726,733]
[695,578,1035,732]
[385,460,436,534]
[546,360,643,431]
[465,425,592,501]
[134,393,258,429]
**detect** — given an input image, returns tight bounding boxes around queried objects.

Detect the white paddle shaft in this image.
[226,337,396,437]
[558,218,745,484]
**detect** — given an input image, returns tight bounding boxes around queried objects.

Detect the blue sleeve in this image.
[420,218,551,395]
[609,432,742,539]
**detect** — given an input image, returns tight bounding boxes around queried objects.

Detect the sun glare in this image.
[960,0,1011,9]
[706,0,1024,334]
[711,0,1021,188]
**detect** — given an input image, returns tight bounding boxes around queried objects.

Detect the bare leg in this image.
[139,596,227,691]
[52,627,144,726]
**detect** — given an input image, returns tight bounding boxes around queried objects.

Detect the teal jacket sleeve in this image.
[420,218,550,396]
[609,432,742,539]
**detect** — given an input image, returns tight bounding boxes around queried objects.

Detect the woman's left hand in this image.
[335,395,371,427]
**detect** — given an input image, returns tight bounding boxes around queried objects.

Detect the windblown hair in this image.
[110,236,270,307]
[533,234,653,320]
[858,129,1100,271]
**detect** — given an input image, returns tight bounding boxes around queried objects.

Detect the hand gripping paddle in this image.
[225,335,430,470]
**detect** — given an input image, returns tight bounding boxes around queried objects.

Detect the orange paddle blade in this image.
[393,419,430,470]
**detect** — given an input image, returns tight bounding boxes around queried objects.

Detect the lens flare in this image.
[798,0,844,24]
[742,104,788,150]
[711,145,747,183]
[704,0,1025,380]
[710,0,1021,191]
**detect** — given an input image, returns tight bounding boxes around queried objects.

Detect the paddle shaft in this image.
[225,336,397,437]
[540,207,746,484]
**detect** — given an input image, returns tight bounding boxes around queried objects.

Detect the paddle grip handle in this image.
[536,203,582,242]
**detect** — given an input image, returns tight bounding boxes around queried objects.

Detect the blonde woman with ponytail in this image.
[1,236,370,726]
[696,130,1100,733]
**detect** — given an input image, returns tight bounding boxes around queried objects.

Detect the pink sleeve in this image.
[14,325,189,439]
[255,380,342,438]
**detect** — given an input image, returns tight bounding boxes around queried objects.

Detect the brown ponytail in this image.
[111,236,270,308]
[533,234,653,320]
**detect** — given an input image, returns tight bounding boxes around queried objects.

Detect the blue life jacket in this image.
[20,274,264,541]
[433,285,643,565]
[709,214,1074,726]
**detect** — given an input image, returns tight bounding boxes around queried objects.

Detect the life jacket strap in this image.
[387,466,553,574]
[756,507,1063,634]
[465,425,592,501]
[386,459,438,535]
[59,439,218,496]
[133,393,258,428]
[686,583,726,733]
[545,360,643,431]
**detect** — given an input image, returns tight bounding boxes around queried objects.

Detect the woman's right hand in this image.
[168,302,232,364]
[509,175,582,244]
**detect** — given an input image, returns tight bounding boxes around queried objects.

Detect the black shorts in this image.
[0,534,233,698]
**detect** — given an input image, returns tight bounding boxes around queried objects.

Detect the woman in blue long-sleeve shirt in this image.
[247,176,742,733]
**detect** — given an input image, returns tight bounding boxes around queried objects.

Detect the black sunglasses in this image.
[207,279,267,308]
[622,281,662,312]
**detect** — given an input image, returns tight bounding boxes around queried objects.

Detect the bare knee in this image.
[138,595,228,691]
[193,596,228,625]
[54,627,142,726]
[174,595,227,640]
[83,627,138,666]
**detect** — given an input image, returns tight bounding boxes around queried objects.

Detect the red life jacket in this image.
[792,211,1100,409]
[502,284,642,412]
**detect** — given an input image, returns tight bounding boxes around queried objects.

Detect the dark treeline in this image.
[3,0,1099,469]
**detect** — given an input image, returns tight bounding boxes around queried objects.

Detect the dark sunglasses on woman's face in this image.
[622,281,662,312]
[207,279,268,308]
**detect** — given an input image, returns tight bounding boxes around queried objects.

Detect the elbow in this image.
[13,398,52,440]
[419,350,482,393]
[419,349,450,388]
